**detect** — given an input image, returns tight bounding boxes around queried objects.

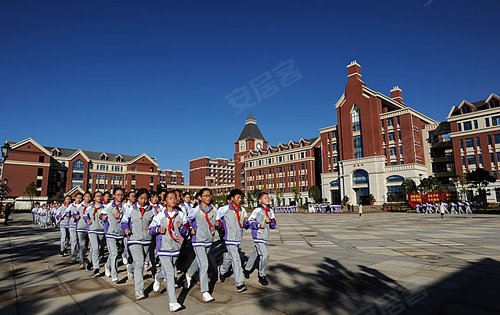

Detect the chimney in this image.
[390,86,404,104]
[347,60,362,78]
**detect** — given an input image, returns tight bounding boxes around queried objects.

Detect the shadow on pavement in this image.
[255,257,500,314]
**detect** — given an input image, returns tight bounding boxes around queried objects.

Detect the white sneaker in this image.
[202,291,214,302]
[153,273,161,292]
[122,255,127,265]
[105,266,111,277]
[111,277,118,282]
[127,271,134,280]
[169,303,182,312]
[135,290,145,300]
[184,274,191,289]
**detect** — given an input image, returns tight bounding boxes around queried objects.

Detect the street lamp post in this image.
[1,142,12,207]
[1,141,11,161]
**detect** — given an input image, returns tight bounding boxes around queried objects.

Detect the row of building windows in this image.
[457,117,500,132]
[246,152,307,168]
[248,175,308,186]
[70,159,157,173]
[381,116,401,128]
[247,163,307,176]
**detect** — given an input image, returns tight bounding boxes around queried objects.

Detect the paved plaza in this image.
[1,212,500,314]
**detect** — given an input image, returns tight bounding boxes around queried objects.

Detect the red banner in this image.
[407,191,457,209]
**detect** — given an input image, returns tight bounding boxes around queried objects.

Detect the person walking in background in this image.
[358,204,363,218]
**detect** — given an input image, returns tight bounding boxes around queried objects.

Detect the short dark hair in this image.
[258,192,268,200]
[198,188,211,197]
[228,188,244,199]
[103,191,111,197]
[126,191,136,198]
[75,192,84,198]
[113,187,124,194]
[135,188,150,199]
[150,190,158,197]
[182,192,191,197]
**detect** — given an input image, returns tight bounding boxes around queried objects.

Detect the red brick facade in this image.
[189,157,235,187]
[2,138,159,199]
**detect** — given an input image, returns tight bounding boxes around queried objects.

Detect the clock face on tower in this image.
[257,143,262,150]
[240,144,245,150]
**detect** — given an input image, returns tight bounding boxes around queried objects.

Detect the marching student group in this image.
[31,187,277,312]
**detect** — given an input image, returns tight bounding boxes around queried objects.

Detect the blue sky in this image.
[1,0,499,179]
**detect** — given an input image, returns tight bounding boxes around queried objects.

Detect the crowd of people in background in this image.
[29,187,277,312]
[416,201,473,215]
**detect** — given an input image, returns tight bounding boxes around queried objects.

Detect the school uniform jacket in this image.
[148,209,188,257]
[103,201,124,239]
[56,204,71,227]
[216,203,250,246]
[83,202,106,235]
[249,205,277,244]
[187,204,217,248]
[121,203,154,246]
[66,202,81,229]
[150,202,164,216]
[75,203,91,233]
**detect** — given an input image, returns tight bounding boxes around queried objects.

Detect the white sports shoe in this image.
[122,255,128,265]
[111,276,118,283]
[135,290,145,300]
[169,302,182,312]
[202,291,214,302]
[153,273,161,292]
[105,266,111,277]
[127,271,134,280]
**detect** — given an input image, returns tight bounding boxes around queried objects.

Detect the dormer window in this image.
[100,153,108,161]
[51,148,61,157]
[115,155,123,162]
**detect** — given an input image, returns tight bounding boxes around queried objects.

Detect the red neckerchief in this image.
[114,201,122,211]
[164,209,179,241]
[82,204,89,215]
[262,204,271,220]
[231,203,243,228]
[140,206,145,218]
[93,204,101,220]
[200,204,214,231]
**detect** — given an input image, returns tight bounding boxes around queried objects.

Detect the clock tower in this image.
[234,113,267,191]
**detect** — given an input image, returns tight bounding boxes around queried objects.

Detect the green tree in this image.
[401,179,417,196]
[418,176,445,194]
[466,168,496,206]
[0,181,11,203]
[24,182,37,209]
[276,191,284,206]
[246,192,255,208]
[308,186,322,203]
[292,186,301,205]
[456,172,468,201]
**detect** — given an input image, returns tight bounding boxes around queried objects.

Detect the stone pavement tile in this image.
[72,288,150,314]
[17,282,69,302]
[18,295,84,315]
[63,278,113,295]
[256,291,330,315]
[0,288,17,306]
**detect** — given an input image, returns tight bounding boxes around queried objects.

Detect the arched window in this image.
[353,169,369,185]
[330,179,340,187]
[352,106,361,132]
[73,160,84,171]
[387,175,404,183]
